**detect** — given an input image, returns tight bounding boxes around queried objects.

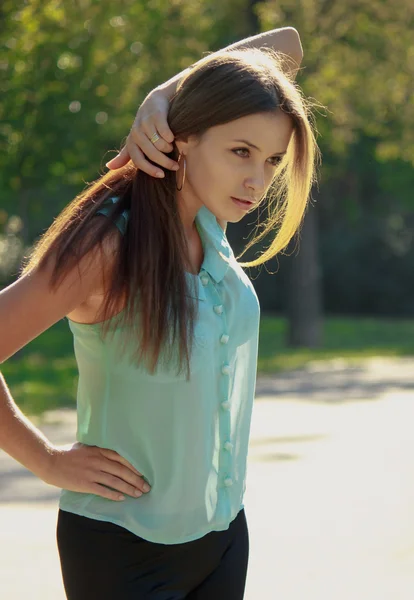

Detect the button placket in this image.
[208,283,233,504]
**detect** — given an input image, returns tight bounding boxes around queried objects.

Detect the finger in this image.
[95,455,151,494]
[132,129,179,172]
[136,120,173,154]
[90,483,127,502]
[153,113,175,146]
[133,107,174,151]
[105,146,130,170]
[127,142,166,178]
[98,448,143,476]
[97,472,144,499]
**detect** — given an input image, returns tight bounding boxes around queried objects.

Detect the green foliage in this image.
[1,0,219,238]
[1,0,414,311]
[258,0,414,165]
[254,0,414,318]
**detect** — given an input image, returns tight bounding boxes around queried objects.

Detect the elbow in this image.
[285,27,304,64]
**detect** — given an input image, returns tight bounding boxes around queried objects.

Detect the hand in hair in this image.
[105,90,179,177]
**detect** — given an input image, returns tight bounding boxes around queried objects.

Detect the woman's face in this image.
[175,110,293,225]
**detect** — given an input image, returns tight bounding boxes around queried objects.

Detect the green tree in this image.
[255,0,414,343]
[0,0,219,250]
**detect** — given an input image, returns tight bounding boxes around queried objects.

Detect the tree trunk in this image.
[286,204,323,347]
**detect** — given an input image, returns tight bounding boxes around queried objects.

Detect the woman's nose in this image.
[246,170,266,195]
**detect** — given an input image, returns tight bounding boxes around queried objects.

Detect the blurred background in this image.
[1,0,414,417]
[2,3,414,598]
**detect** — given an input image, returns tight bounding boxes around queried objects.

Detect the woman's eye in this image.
[233,148,249,158]
[270,156,282,166]
[233,148,282,166]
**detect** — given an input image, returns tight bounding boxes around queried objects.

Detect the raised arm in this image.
[106,27,303,175]
[156,27,303,100]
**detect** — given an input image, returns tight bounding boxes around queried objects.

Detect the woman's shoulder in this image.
[83,195,128,279]
[64,206,125,324]
[95,195,129,236]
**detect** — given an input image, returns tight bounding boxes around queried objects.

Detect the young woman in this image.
[0,28,319,599]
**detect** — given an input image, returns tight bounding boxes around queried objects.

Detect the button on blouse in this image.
[221,364,231,376]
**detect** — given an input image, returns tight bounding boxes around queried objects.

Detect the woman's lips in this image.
[231,197,253,211]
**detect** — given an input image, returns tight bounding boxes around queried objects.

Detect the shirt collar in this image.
[185,205,232,301]
[109,197,231,302]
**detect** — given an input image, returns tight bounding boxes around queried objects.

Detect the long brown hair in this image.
[21,47,320,380]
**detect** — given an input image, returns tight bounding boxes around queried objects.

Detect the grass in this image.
[258,314,414,372]
[2,315,414,418]
[2,319,78,417]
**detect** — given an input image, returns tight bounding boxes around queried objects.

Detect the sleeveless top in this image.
[58,196,261,545]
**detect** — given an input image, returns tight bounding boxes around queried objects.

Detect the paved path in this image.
[1,357,414,599]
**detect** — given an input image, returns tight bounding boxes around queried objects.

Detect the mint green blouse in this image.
[59,197,260,545]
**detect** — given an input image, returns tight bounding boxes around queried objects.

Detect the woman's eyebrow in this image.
[232,139,286,156]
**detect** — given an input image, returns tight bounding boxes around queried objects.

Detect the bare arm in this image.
[0,371,60,481]
[0,229,116,481]
[0,223,153,502]
[105,27,304,213]
[156,27,303,100]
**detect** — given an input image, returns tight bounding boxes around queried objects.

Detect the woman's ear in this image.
[174,139,189,156]
[175,133,200,156]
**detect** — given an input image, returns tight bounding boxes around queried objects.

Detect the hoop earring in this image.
[176,153,186,191]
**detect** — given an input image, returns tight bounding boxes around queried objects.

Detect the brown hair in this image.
[21,47,320,380]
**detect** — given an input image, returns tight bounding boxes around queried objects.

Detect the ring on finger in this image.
[150,132,161,144]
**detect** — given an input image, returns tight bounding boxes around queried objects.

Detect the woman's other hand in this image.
[105,91,180,178]
[46,442,151,501]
